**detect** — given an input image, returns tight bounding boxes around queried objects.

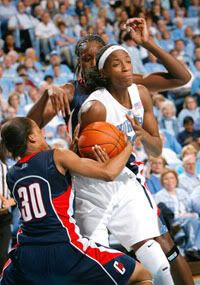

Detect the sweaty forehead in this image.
[80,41,103,56]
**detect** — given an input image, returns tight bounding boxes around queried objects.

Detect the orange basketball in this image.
[78,122,126,159]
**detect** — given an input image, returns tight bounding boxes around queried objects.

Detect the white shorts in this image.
[73,167,161,251]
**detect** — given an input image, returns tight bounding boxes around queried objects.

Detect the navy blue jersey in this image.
[7,150,74,245]
[2,150,136,285]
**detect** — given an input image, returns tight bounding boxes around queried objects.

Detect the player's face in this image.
[31,121,49,150]
[79,41,103,71]
[103,50,133,88]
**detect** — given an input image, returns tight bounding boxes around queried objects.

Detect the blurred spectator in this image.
[8,91,24,116]
[53,2,76,27]
[179,154,200,194]
[159,30,174,52]
[177,116,200,146]
[160,131,182,169]
[8,50,20,71]
[41,0,59,18]
[122,32,146,74]
[2,54,17,80]
[172,17,185,40]
[191,75,200,104]
[0,0,17,38]
[152,93,166,121]
[0,64,13,98]
[159,100,178,137]
[13,77,30,108]
[178,96,200,131]
[155,169,200,257]
[24,57,44,87]
[159,129,182,155]
[25,47,43,71]
[144,52,166,73]
[24,86,41,114]
[146,156,167,195]
[35,12,58,62]
[55,21,76,69]
[44,50,74,82]
[8,1,38,52]
[50,138,69,149]
[3,34,21,54]
[177,144,200,174]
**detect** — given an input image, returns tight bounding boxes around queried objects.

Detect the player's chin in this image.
[120,77,133,87]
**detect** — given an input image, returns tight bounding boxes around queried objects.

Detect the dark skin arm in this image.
[27,84,74,128]
[28,17,191,129]
[126,18,191,92]
[80,86,162,157]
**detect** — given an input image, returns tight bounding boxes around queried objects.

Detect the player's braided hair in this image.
[84,44,115,91]
[1,117,33,159]
[75,34,106,57]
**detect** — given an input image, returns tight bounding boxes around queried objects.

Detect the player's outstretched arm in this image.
[54,143,132,181]
[27,84,73,128]
[125,18,191,92]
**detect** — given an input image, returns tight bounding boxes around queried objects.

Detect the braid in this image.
[75,34,106,57]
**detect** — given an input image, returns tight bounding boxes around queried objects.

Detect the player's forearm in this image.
[142,136,162,157]
[27,90,53,128]
[142,39,191,87]
[104,142,133,180]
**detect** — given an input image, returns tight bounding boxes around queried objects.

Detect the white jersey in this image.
[80,84,144,143]
[73,84,161,250]
[80,83,146,185]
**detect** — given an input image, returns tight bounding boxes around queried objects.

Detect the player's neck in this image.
[108,87,131,108]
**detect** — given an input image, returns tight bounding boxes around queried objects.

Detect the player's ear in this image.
[28,133,37,143]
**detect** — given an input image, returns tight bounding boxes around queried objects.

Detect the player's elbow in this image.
[178,69,192,86]
[103,170,117,181]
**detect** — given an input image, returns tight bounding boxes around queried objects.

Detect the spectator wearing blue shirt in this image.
[122,33,146,74]
[159,30,174,52]
[144,52,166,73]
[159,100,179,137]
[147,156,167,195]
[44,51,74,81]
[55,21,76,69]
[172,17,185,41]
[155,169,200,254]
[159,129,182,155]
[179,154,200,195]
[191,75,200,104]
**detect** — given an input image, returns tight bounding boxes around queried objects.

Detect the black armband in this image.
[166,245,180,262]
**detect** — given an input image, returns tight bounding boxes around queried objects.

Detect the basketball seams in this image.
[79,142,116,149]
[81,128,119,141]
[78,122,126,159]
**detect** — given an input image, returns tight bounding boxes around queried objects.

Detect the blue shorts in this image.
[1,242,135,285]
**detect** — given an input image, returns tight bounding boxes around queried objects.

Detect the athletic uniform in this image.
[73,84,161,251]
[0,150,135,285]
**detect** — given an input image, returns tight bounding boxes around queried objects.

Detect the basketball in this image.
[78,121,127,159]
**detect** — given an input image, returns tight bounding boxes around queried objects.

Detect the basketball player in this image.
[27,18,193,285]
[0,117,153,285]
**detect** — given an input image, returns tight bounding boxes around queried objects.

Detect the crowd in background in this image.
[0,0,200,272]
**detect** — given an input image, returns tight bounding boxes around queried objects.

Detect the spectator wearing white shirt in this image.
[35,12,58,62]
[8,1,39,52]
[179,154,200,194]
